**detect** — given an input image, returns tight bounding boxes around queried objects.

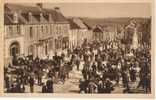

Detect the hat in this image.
[106,78,110,81]
[99,80,103,84]
[80,78,85,82]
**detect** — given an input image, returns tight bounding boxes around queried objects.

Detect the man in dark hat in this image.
[97,80,104,93]
[129,65,137,82]
[79,78,87,93]
[46,78,54,93]
[105,78,114,93]
[88,79,97,93]
[122,71,130,93]
[29,76,34,93]
[9,83,17,93]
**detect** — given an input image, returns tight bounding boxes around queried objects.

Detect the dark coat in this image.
[46,79,53,93]
[29,77,34,87]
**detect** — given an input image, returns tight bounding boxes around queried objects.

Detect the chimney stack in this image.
[54,7,61,13]
[36,3,43,9]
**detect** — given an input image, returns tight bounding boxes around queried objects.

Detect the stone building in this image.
[92,25,104,42]
[4,3,70,64]
[92,25,117,42]
[124,20,141,49]
[68,18,92,49]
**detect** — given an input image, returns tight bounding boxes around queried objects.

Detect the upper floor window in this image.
[17,25,20,35]
[29,27,33,39]
[36,26,39,39]
[46,25,49,34]
[41,26,44,34]
[8,26,13,35]
[56,25,61,34]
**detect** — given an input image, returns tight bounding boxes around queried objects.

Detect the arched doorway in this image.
[10,41,20,57]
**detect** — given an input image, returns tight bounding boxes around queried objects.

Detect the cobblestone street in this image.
[4,3,151,95]
[24,67,83,93]
[22,66,144,93]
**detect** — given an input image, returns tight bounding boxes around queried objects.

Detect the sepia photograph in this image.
[2,0,154,97]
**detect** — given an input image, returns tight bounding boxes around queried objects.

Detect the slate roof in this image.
[68,18,89,30]
[5,4,41,14]
[68,18,80,29]
[93,25,104,33]
[72,18,88,29]
[4,3,68,25]
[4,13,26,25]
[4,14,12,25]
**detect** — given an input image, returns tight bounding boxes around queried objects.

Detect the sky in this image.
[19,3,151,18]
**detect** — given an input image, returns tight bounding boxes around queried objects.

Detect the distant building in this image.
[81,17,151,46]
[68,18,92,49]
[92,25,117,42]
[92,25,104,42]
[4,3,70,64]
[124,20,141,49]
[105,25,118,41]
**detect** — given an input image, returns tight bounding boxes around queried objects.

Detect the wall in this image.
[4,25,25,65]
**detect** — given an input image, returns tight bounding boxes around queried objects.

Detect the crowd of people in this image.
[4,40,151,94]
[4,49,74,93]
[78,41,151,93]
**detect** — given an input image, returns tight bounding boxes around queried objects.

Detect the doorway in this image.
[10,41,20,57]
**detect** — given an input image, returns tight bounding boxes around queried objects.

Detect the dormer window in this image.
[40,13,43,22]
[13,12,18,23]
[28,12,32,23]
[54,7,61,13]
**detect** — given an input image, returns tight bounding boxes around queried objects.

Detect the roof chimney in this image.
[54,7,61,13]
[36,3,43,9]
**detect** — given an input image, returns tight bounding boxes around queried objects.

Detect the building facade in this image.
[68,18,92,49]
[92,25,117,42]
[4,3,70,64]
